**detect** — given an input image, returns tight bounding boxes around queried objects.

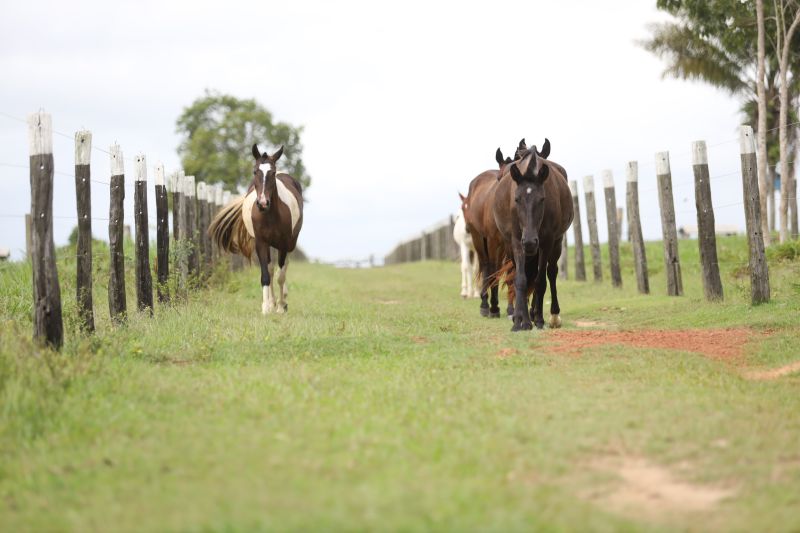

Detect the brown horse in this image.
[209,144,304,314]
[461,151,514,317]
[493,146,573,331]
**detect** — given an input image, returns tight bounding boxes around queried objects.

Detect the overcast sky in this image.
[1,0,748,262]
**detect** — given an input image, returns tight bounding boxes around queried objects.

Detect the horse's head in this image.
[251,144,284,211]
[516,138,550,160]
[495,148,514,177]
[509,146,550,255]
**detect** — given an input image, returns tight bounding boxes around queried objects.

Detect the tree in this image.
[757,0,770,245]
[643,0,800,242]
[176,90,310,191]
[773,0,800,242]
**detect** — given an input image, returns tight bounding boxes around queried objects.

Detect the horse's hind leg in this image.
[547,239,563,328]
[256,242,274,315]
[459,242,471,298]
[276,249,289,313]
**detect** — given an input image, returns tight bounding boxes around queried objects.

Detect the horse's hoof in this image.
[480,307,490,318]
[489,310,501,319]
[511,321,533,332]
[534,321,545,330]
[549,314,562,328]
[461,294,468,299]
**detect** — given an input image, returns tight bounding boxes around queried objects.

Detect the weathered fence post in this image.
[603,170,622,288]
[739,126,770,304]
[656,151,683,296]
[134,154,154,315]
[583,175,602,282]
[569,180,586,281]
[790,174,798,240]
[202,184,213,273]
[28,111,63,348]
[196,181,208,276]
[185,176,199,280]
[692,141,724,302]
[175,171,188,296]
[420,231,427,261]
[213,184,223,261]
[626,162,649,294]
[559,235,568,280]
[154,163,169,303]
[616,208,624,241]
[75,130,94,332]
[172,170,181,240]
[108,145,127,324]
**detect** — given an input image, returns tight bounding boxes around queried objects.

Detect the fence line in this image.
[383,126,779,307]
[6,110,237,350]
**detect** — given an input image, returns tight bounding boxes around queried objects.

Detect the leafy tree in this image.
[642,0,800,241]
[176,90,310,191]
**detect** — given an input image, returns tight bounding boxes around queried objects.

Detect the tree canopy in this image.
[176,90,310,191]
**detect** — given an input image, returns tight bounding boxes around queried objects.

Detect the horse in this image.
[209,144,304,315]
[493,145,573,331]
[461,149,515,317]
[454,194,480,298]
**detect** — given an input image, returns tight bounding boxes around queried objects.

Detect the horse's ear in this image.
[510,163,524,183]
[539,138,551,159]
[458,192,466,202]
[518,138,527,151]
[252,144,262,160]
[495,148,504,166]
[270,145,284,163]
[536,162,550,184]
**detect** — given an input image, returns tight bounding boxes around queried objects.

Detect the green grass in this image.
[1,236,799,531]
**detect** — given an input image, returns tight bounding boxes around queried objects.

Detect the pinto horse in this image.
[209,144,304,314]
[493,146,573,331]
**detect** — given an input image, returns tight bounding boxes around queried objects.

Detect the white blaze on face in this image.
[258,163,271,203]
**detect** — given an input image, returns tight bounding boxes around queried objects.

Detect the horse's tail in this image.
[490,259,515,289]
[208,195,254,259]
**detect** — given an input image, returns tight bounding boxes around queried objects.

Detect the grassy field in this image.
[1,236,799,532]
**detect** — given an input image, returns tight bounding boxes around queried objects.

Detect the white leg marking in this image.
[276,259,289,313]
[265,258,276,313]
[261,285,270,315]
[549,314,562,328]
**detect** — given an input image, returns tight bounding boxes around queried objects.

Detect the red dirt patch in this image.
[496,348,520,359]
[546,328,759,360]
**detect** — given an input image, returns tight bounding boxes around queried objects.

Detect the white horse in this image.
[453,209,480,299]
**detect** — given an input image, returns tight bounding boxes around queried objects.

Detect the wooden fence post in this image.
[134,154,154,315]
[583,175,603,282]
[108,145,127,324]
[28,111,63,349]
[790,174,798,240]
[172,170,181,240]
[196,181,208,276]
[75,130,94,332]
[616,208,623,241]
[185,176,199,280]
[692,141,724,302]
[154,163,169,303]
[739,126,770,304]
[569,180,586,281]
[626,162,649,294]
[559,235,568,280]
[656,151,683,296]
[175,171,188,296]
[603,170,622,288]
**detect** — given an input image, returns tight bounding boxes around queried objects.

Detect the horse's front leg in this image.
[511,244,532,332]
[531,251,548,330]
[276,249,289,313]
[459,242,471,298]
[547,238,563,328]
[256,242,274,315]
